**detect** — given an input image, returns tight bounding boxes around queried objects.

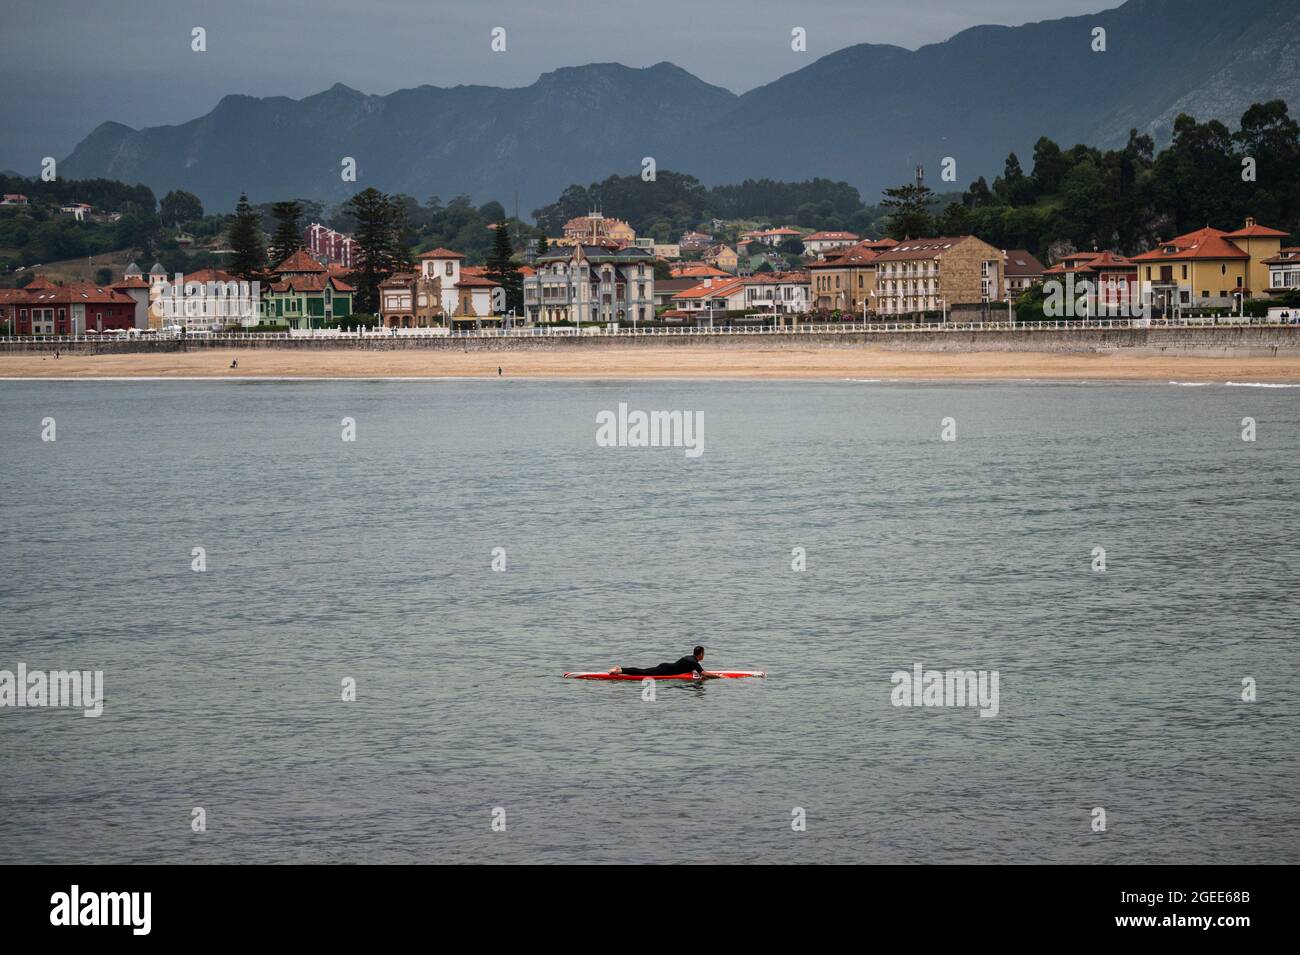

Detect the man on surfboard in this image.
[609,646,715,679]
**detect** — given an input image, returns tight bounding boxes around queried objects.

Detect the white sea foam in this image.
[1168,380,1212,387]
[1224,381,1300,388]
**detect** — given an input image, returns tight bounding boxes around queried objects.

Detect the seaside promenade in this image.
[4,322,1300,381]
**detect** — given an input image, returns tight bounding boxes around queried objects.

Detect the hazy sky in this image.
[0,0,1115,172]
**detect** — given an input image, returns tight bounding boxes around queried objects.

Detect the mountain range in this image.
[60,0,1300,216]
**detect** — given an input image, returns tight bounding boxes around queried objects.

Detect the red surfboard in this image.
[563,670,766,681]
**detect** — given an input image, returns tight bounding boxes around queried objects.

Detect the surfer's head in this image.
[694,645,705,660]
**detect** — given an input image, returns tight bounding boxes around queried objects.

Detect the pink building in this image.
[304,222,358,269]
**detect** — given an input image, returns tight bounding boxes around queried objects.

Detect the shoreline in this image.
[4,346,1300,382]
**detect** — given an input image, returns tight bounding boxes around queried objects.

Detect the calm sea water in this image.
[1,378,1297,864]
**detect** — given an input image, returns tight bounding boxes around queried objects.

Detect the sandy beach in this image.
[3,346,1300,382]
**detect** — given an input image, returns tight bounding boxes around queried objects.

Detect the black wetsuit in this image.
[621,655,703,677]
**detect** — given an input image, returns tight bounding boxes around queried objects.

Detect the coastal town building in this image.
[1043,251,1138,313]
[378,249,500,328]
[258,250,354,329]
[557,212,636,248]
[2,276,138,334]
[136,266,260,331]
[804,231,860,256]
[807,240,884,313]
[305,222,358,268]
[110,264,152,328]
[1,193,29,205]
[742,271,812,318]
[678,231,714,253]
[1002,249,1045,298]
[872,235,1004,318]
[669,262,731,281]
[1129,218,1287,309]
[523,243,656,325]
[667,276,746,323]
[740,227,802,248]
[702,244,739,273]
[1264,247,1300,296]
[653,277,700,310]
[60,202,93,221]
[1223,218,1289,296]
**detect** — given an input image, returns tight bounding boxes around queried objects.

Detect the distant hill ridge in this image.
[60,0,1300,213]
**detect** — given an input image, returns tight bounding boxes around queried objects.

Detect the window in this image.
[1182,265,1188,279]
[445,263,453,276]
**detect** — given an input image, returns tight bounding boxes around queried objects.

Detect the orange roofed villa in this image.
[379,248,502,329]
[1129,217,1288,310]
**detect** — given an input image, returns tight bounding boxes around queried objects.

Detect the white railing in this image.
[2,316,1297,345]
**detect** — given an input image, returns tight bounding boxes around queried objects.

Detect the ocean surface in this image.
[1,378,1297,864]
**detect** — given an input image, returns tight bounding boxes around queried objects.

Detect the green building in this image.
[259,250,355,328]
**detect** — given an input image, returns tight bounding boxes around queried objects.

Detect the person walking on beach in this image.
[609,646,715,679]
[498,366,502,376]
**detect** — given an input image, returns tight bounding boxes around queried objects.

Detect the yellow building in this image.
[703,244,739,273]
[1130,218,1287,308]
[1223,217,1288,295]
[807,240,884,313]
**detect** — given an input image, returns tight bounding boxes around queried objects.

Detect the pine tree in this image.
[268,200,304,266]
[535,233,549,256]
[484,223,522,315]
[880,183,936,239]
[228,193,266,279]
[344,187,402,315]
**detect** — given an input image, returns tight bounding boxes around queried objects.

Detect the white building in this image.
[803,231,860,256]
[523,244,656,325]
[742,272,812,315]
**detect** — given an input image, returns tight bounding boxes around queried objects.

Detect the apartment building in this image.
[807,240,884,313]
[872,235,1004,318]
[523,244,656,325]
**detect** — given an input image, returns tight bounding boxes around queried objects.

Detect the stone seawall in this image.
[3,326,1299,357]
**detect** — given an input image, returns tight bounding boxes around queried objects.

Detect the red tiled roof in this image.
[1044,251,1136,275]
[22,283,136,305]
[743,271,810,285]
[1002,249,1046,277]
[673,278,746,300]
[1223,220,1288,239]
[182,269,239,284]
[1262,247,1300,265]
[1130,227,1249,262]
[670,264,731,279]
[417,247,464,259]
[274,250,327,273]
[809,240,884,268]
[111,276,150,289]
[805,231,859,242]
[271,274,355,293]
